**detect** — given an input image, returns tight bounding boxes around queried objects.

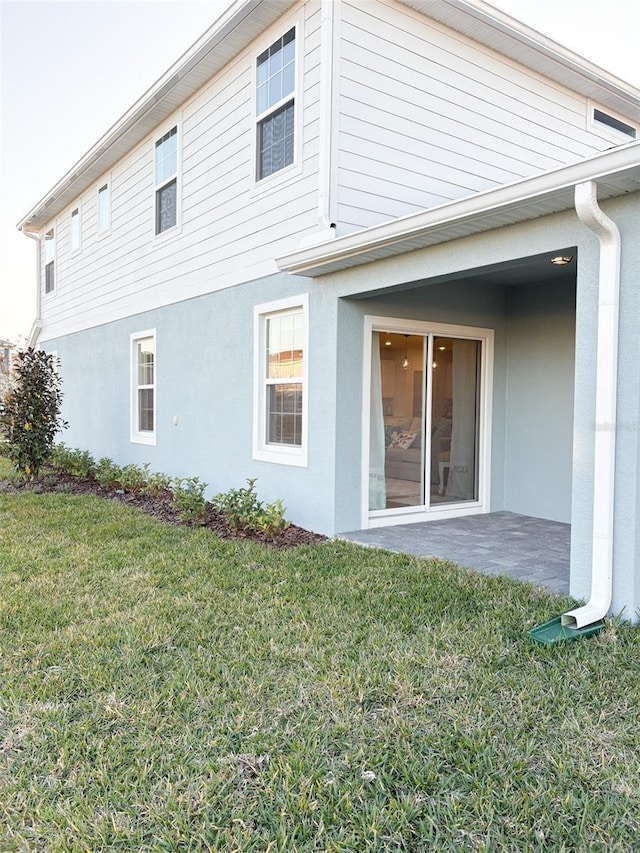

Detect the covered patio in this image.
[340,511,570,595]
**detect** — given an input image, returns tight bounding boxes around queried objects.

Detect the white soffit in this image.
[18,0,298,232]
[399,0,640,123]
[276,142,640,277]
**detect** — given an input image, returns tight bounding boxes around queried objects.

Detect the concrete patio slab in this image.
[339,511,570,595]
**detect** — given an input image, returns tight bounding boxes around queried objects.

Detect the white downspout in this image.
[562,180,621,629]
[21,228,43,348]
[317,0,336,231]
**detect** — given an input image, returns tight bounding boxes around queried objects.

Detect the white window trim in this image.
[153,120,182,240]
[251,17,303,193]
[361,315,494,529]
[97,180,111,236]
[130,329,157,446]
[70,206,81,254]
[253,294,308,467]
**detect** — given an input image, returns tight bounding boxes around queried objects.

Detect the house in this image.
[18,0,640,626]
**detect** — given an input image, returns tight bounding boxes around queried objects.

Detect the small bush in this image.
[95,457,124,489]
[171,477,208,524]
[213,478,289,536]
[141,470,173,498]
[49,443,75,473]
[119,463,150,493]
[0,348,67,477]
[50,444,95,478]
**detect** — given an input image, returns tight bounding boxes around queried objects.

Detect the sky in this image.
[1,0,639,343]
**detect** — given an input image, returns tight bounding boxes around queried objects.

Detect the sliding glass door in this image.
[368,322,487,519]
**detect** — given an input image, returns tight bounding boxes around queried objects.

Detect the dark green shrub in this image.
[0,349,67,477]
[212,478,289,535]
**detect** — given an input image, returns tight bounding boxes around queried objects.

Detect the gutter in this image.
[561,181,621,629]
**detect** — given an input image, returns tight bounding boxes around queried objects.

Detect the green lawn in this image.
[1,469,639,851]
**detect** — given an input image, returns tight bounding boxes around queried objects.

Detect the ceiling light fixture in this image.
[550,255,574,265]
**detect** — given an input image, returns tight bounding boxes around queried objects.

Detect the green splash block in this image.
[528,616,605,646]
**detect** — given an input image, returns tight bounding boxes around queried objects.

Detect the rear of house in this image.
[19,0,640,622]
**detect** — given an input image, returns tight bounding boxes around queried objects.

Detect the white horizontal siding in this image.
[336,0,620,231]
[39,0,323,342]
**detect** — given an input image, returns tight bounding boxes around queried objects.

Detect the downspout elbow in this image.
[562,181,621,629]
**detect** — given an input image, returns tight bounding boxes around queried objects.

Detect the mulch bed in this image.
[0,472,327,550]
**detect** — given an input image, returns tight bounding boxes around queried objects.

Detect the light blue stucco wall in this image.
[503,280,576,522]
[46,274,339,536]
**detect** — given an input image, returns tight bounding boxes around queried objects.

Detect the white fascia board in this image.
[17,0,298,233]
[276,141,640,277]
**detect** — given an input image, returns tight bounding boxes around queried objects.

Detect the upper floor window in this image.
[70,207,80,252]
[130,331,156,445]
[155,126,178,234]
[256,28,295,181]
[97,183,110,234]
[44,229,55,293]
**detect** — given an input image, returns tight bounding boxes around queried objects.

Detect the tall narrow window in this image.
[97,183,110,233]
[254,296,308,466]
[256,28,295,180]
[131,331,156,444]
[44,228,55,293]
[70,207,80,252]
[266,310,303,445]
[155,126,178,234]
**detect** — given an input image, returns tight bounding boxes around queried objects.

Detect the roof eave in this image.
[276,141,640,277]
[17,0,297,233]
[398,0,640,121]
[17,0,640,233]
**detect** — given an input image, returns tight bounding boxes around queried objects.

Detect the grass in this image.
[1,460,639,851]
